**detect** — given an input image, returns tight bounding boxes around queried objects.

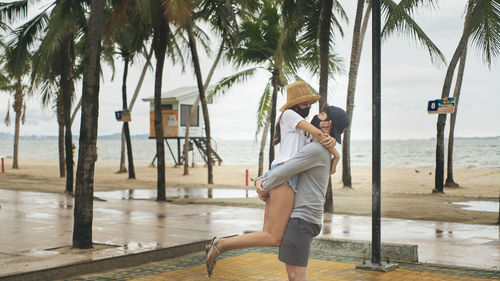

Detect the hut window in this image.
[180,104,199,127]
[161,104,173,110]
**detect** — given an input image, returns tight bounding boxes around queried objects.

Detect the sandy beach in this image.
[0,158,498,225]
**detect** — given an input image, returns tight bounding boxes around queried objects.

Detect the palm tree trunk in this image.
[258,116,271,176]
[73,0,105,249]
[319,0,334,212]
[153,18,168,201]
[59,34,75,195]
[187,20,213,184]
[12,83,23,169]
[121,55,135,179]
[268,68,280,169]
[434,7,472,193]
[445,45,467,188]
[118,129,127,173]
[120,43,153,175]
[57,97,65,178]
[117,45,153,176]
[318,0,333,109]
[121,44,154,176]
[183,40,224,176]
[343,0,370,188]
[129,43,154,111]
[70,97,81,126]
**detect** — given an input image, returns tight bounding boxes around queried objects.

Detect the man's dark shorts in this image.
[279,218,321,267]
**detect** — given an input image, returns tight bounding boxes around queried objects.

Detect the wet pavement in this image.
[0,189,499,279]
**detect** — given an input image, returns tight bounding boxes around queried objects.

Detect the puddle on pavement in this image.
[94,188,258,200]
[452,201,499,212]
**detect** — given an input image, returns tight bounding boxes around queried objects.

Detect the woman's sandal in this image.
[205,237,222,278]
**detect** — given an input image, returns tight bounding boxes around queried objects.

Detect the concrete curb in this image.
[0,240,207,281]
[311,237,419,263]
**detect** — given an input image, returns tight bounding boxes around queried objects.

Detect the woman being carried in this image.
[205,81,340,277]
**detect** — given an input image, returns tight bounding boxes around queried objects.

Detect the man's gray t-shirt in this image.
[261,141,331,225]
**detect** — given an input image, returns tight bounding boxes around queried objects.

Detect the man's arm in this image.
[262,143,324,192]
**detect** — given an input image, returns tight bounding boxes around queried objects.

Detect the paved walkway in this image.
[66,248,499,280]
[0,189,499,280]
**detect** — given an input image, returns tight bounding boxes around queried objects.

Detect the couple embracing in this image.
[206,81,349,281]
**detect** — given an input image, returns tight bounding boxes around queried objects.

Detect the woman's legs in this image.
[262,197,272,232]
[207,183,294,260]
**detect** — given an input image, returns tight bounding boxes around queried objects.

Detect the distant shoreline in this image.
[0,132,499,141]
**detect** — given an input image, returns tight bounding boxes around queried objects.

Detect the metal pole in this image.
[177,138,181,166]
[372,0,382,265]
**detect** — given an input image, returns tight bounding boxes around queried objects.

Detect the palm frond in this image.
[396,0,438,17]
[192,22,212,57]
[0,0,28,22]
[39,78,58,108]
[167,27,187,72]
[7,7,51,78]
[331,0,349,37]
[30,5,75,86]
[468,0,500,66]
[255,80,272,138]
[382,0,446,65]
[197,0,238,39]
[296,43,345,80]
[4,100,11,126]
[162,0,192,26]
[207,66,264,101]
[100,43,116,80]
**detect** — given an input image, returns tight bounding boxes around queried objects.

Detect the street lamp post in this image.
[371,0,382,266]
[356,0,398,272]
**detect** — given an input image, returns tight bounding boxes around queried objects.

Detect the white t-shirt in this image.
[271,109,311,166]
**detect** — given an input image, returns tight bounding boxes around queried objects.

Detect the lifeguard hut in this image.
[142,86,222,166]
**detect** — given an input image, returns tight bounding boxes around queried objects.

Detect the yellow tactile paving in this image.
[130,253,494,281]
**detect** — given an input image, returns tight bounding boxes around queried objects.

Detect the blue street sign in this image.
[427,97,455,114]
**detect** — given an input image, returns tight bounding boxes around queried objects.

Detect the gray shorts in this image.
[279,218,322,267]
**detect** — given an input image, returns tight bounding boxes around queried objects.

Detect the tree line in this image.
[1,0,498,248]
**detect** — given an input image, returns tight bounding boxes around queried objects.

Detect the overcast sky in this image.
[0,0,499,140]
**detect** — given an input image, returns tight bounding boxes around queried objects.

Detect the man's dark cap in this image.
[325,106,349,144]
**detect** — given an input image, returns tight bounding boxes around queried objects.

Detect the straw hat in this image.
[279,81,320,112]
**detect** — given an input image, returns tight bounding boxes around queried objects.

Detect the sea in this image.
[0,137,499,169]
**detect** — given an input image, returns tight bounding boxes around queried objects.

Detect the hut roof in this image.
[142,85,215,103]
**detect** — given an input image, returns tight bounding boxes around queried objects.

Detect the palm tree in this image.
[439,0,500,191]
[445,45,467,188]
[342,0,446,188]
[182,41,224,176]
[209,0,344,174]
[318,0,347,213]
[209,0,286,172]
[72,0,106,249]
[0,1,41,169]
[181,0,253,178]
[109,0,191,200]
[185,17,216,184]
[29,0,91,194]
[2,41,31,169]
[142,0,191,200]
[104,1,151,179]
